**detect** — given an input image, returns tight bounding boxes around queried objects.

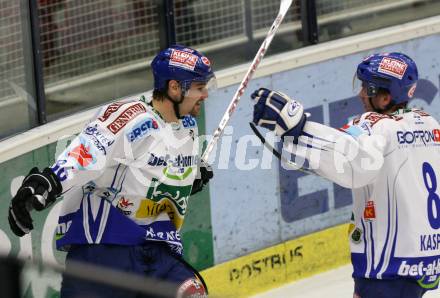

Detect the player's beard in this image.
[190,100,203,117]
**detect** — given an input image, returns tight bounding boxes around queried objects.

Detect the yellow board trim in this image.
[201,224,351,298]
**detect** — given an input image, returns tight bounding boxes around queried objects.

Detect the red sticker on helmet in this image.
[378,57,408,79]
[170,49,198,71]
[201,56,211,66]
[408,84,417,98]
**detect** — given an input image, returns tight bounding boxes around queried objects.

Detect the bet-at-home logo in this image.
[147,153,197,180]
[135,178,192,229]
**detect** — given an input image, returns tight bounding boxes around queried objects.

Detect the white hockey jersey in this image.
[285,109,440,289]
[51,98,200,256]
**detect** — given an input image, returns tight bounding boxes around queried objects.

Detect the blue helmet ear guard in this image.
[356,52,418,104]
[151,45,215,94]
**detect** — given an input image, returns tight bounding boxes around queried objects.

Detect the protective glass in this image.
[352,73,378,97]
[352,73,362,95]
[184,77,217,98]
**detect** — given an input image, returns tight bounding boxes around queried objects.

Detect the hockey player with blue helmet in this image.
[8,45,215,297]
[355,52,418,112]
[151,44,216,119]
[251,52,440,298]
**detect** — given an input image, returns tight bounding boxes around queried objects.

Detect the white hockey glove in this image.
[251,88,307,142]
[8,167,62,237]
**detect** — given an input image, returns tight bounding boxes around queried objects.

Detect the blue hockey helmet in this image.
[356,52,418,104]
[151,45,215,94]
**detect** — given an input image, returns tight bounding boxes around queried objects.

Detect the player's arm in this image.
[251,88,387,189]
[284,121,386,188]
[8,104,123,237]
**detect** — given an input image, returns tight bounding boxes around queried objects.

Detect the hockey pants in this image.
[60,241,207,298]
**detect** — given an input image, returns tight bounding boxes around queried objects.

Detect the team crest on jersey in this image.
[378,57,408,79]
[351,227,362,244]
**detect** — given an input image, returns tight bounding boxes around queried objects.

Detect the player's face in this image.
[358,86,375,112]
[358,85,390,112]
[179,82,209,117]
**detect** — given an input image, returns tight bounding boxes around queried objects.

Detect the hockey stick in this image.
[201,0,293,163]
[249,122,315,174]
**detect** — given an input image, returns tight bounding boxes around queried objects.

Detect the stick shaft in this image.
[201,0,293,162]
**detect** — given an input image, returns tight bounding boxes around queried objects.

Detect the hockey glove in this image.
[191,161,213,195]
[252,88,307,142]
[8,167,62,237]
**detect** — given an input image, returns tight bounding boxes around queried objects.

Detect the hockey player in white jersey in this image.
[251,52,440,298]
[8,45,214,297]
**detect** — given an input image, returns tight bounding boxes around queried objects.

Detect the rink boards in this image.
[201,224,350,298]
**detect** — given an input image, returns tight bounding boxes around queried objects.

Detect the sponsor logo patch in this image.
[107,103,147,134]
[398,258,440,288]
[67,141,96,169]
[287,100,299,117]
[170,49,198,71]
[170,49,198,70]
[135,178,193,229]
[201,56,211,66]
[147,153,199,168]
[378,57,408,79]
[84,124,115,154]
[396,129,440,145]
[98,102,126,122]
[363,200,376,221]
[126,117,159,142]
[116,197,134,215]
[408,84,417,98]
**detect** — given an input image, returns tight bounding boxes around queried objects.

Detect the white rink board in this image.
[252,265,440,298]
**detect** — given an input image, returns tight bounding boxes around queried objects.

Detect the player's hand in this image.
[8,167,62,237]
[251,88,307,141]
[191,161,213,195]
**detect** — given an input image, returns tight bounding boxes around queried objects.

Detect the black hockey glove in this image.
[191,161,213,195]
[8,167,62,237]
